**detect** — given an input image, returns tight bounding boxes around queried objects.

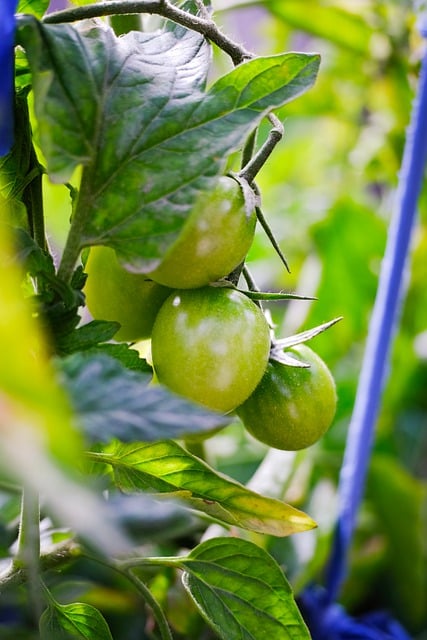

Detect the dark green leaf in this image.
[93,440,316,536]
[12,227,55,277]
[39,602,113,640]
[17,17,319,270]
[56,320,120,354]
[83,343,153,374]
[179,537,310,640]
[59,353,230,442]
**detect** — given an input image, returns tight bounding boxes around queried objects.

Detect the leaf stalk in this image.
[43,0,252,65]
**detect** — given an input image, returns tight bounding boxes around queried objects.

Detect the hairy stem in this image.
[13,488,43,620]
[124,570,174,640]
[239,114,284,184]
[43,0,252,65]
[0,539,81,592]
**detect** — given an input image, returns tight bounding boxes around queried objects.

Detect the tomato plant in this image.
[84,245,171,341]
[237,343,337,450]
[148,176,256,289]
[151,286,271,413]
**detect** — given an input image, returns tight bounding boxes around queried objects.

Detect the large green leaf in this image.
[39,602,113,640]
[17,17,319,270]
[93,440,316,536]
[59,352,230,442]
[179,537,310,640]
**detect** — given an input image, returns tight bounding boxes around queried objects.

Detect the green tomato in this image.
[237,344,337,450]
[84,246,171,342]
[151,286,271,413]
[149,176,256,289]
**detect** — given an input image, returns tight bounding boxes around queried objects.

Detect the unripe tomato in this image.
[84,246,171,342]
[151,286,271,413]
[237,344,337,450]
[148,176,256,289]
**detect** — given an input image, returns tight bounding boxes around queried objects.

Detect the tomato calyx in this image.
[269,316,343,367]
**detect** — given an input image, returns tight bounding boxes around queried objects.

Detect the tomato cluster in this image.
[84,175,337,448]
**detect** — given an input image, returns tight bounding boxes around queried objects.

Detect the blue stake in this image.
[0,0,18,157]
[325,17,427,604]
[299,16,427,640]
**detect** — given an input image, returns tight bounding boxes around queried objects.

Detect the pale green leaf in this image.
[18,0,49,18]
[94,440,316,536]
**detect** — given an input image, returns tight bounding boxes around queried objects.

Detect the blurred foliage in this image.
[208,0,427,635]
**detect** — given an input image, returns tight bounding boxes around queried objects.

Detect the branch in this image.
[43,0,252,65]
[0,540,81,592]
[239,114,284,184]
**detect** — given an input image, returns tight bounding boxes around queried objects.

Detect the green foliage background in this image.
[211,2,427,634]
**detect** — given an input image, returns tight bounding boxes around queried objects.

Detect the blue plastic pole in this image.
[0,0,18,157]
[325,17,427,603]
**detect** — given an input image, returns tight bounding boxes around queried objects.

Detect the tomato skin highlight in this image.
[237,344,337,450]
[84,246,171,342]
[151,286,271,413]
[148,176,256,289]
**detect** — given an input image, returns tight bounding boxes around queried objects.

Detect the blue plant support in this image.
[300,15,427,640]
[0,0,18,157]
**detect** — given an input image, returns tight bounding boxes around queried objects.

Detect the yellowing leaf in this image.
[93,440,316,536]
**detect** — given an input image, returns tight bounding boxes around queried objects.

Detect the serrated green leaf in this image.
[179,537,310,640]
[12,227,55,277]
[83,343,153,374]
[94,440,316,536]
[17,17,319,270]
[18,0,49,18]
[56,319,120,354]
[39,602,113,640]
[59,353,230,442]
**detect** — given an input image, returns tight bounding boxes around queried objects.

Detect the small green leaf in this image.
[59,353,230,442]
[179,537,310,640]
[83,343,153,374]
[56,320,121,354]
[94,440,316,536]
[240,289,316,302]
[40,602,113,640]
[272,317,343,356]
